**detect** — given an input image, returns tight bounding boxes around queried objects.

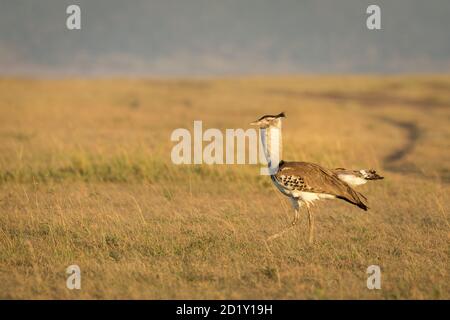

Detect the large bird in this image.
[250,112,383,243]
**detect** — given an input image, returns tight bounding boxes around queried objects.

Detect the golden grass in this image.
[0,76,449,299]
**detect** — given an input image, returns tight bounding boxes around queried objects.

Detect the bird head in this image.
[250,112,285,129]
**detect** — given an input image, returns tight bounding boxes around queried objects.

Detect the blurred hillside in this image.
[1,0,450,76]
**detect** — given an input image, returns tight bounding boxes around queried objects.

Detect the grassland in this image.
[0,76,449,299]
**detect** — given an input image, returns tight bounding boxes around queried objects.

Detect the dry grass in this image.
[0,76,449,299]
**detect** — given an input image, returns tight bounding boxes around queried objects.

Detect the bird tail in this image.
[360,169,384,180]
[333,168,384,187]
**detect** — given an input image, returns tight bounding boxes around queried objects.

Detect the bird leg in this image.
[306,205,314,244]
[267,208,299,241]
[292,208,299,226]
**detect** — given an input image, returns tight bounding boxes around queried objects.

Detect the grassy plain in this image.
[0,76,449,299]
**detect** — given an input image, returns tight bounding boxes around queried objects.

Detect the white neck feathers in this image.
[259,123,282,175]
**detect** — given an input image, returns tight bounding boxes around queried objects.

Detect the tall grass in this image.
[0,76,448,299]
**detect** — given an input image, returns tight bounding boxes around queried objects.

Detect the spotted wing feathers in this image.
[275,161,368,210]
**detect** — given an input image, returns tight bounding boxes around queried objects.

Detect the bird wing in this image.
[275,161,368,210]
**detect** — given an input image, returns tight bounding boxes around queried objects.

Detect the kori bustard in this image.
[250,112,383,243]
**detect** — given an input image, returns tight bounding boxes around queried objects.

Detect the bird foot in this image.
[267,223,296,242]
[266,231,285,242]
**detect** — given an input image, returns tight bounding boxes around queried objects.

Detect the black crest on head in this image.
[257,112,286,121]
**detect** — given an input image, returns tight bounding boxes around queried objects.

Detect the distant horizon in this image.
[2,73,450,80]
[1,0,449,76]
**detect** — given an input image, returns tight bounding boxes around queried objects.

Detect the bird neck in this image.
[260,124,283,174]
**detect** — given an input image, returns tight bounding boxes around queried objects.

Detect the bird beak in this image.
[250,120,259,126]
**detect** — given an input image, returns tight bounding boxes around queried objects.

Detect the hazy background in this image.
[1,0,449,76]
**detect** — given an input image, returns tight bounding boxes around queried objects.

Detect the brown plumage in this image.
[250,112,383,243]
[275,161,368,210]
